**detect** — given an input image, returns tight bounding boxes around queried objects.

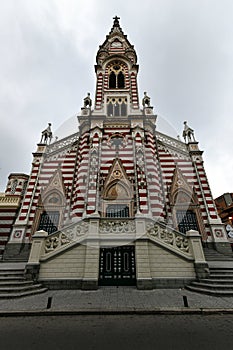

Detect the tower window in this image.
[108,63,125,89]
[118,71,125,88]
[107,97,127,117]
[109,71,117,88]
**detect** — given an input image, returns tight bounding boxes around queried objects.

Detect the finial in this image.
[113,16,120,27]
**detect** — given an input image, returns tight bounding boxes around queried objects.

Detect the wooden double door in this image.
[99,246,136,286]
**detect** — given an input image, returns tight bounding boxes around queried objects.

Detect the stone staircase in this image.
[186,247,233,296]
[203,247,233,261]
[0,264,47,298]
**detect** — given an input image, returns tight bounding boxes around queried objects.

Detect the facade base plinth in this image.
[82,280,98,290]
[151,278,194,289]
[194,262,209,279]
[40,279,83,290]
[25,263,40,281]
[137,279,153,290]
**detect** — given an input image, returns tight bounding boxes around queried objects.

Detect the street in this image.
[0,314,232,350]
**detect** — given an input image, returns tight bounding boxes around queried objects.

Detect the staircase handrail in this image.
[146,219,193,260]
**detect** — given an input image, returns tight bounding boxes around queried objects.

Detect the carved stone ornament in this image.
[45,232,71,253]
[147,222,190,255]
[99,220,136,234]
[44,221,88,254]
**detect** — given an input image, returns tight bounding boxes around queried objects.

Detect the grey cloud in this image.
[0,0,233,197]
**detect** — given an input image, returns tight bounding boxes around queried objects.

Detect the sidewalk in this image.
[1,261,233,316]
[1,286,233,316]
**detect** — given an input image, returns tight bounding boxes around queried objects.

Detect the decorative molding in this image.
[156,131,188,155]
[46,132,79,155]
[0,195,21,207]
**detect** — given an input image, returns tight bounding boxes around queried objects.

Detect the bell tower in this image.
[93,16,140,116]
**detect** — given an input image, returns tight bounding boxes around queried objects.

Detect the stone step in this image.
[0,283,45,294]
[209,274,233,279]
[191,281,233,290]
[203,249,233,261]
[0,276,26,281]
[185,285,233,296]
[200,278,233,284]
[0,280,34,287]
[206,257,233,261]
[210,268,233,273]
[209,268,233,275]
[0,270,25,277]
[210,267,233,271]
[0,266,48,298]
[0,287,48,299]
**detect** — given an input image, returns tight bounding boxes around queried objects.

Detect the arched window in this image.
[102,177,133,218]
[109,71,116,88]
[107,102,113,116]
[118,71,125,88]
[108,62,126,89]
[121,102,127,116]
[35,191,64,235]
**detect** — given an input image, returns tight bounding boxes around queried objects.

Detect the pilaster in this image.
[186,230,209,279]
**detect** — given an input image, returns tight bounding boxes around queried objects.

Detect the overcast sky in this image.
[0,0,232,198]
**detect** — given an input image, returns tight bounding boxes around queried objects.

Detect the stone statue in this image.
[83,92,92,108]
[182,121,196,143]
[40,123,53,144]
[142,91,151,107]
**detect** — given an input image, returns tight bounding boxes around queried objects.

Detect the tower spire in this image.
[109,15,124,35]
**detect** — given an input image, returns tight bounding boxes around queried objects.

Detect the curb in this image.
[1,308,233,317]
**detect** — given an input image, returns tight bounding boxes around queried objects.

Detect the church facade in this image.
[0,17,231,290]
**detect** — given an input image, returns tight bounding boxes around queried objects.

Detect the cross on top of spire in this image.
[113,16,120,27]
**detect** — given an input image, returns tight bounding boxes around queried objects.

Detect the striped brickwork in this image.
[99,126,136,215]
[144,131,165,219]
[157,141,218,237]
[0,175,28,256]
[95,73,103,110]
[14,137,78,237]
[130,72,139,109]
[71,132,90,218]
[0,206,19,259]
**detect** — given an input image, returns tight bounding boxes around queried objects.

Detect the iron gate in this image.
[99,246,136,286]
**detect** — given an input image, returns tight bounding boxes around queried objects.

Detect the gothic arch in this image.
[32,169,67,236]
[106,60,128,89]
[101,159,134,218]
[170,168,205,237]
[32,189,65,235]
